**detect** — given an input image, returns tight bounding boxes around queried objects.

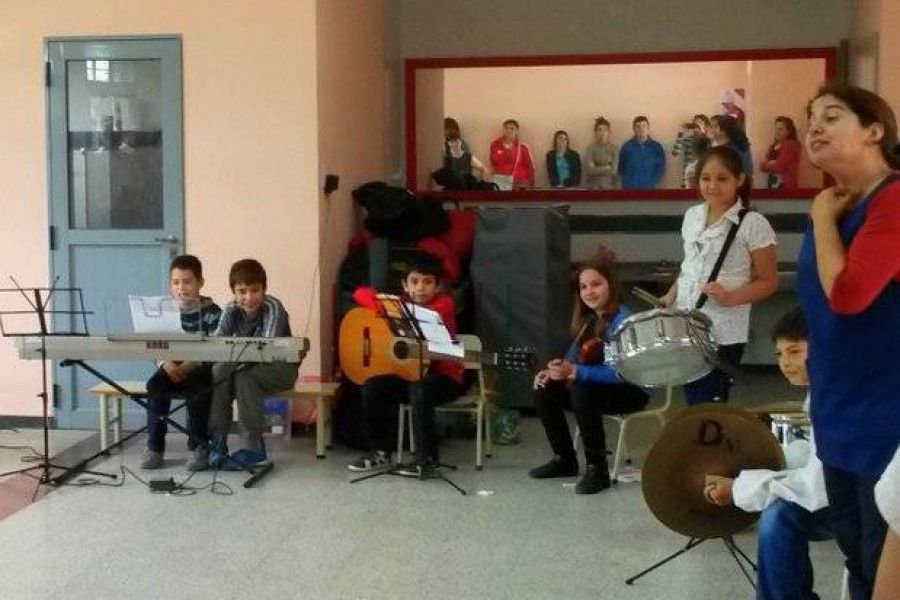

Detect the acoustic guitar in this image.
[339,307,534,384]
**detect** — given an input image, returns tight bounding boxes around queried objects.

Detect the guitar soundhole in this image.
[393,340,410,359]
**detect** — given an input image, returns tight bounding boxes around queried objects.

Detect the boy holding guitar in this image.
[347,254,464,476]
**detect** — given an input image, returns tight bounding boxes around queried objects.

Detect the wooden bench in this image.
[88,380,339,457]
[88,381,148,452]
[271,382,339,458]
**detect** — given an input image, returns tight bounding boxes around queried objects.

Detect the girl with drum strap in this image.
[660,145,778,405]
[529,259,649,495]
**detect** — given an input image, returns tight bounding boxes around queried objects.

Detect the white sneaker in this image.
[346,451,391,472]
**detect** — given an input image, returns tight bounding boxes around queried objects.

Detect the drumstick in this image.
[631,286,665,308]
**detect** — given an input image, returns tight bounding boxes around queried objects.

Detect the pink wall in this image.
[746,59,824,189]
[414,70,445,190]
[316,0,387,378]
[0,1,323,416]
[428,60,825,189]
[876,2,900,111]
[853,0,900,109]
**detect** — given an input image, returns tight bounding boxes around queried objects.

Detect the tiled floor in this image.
[0,376,845,600]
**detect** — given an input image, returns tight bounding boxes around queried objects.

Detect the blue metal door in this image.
[47,38,184,428]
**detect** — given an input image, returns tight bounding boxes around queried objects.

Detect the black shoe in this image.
[529,457,578,479]
[397,458,437,479]
[575,464,611,495]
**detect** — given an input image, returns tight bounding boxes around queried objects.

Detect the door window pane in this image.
[67,59,163,229]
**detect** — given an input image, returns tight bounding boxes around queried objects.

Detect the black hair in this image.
[594,116,611,130]
[693,135,712,156]
[404,252,443,282]
[170,254,203,280]
[772,307,807,342]
[774,116,798,140]
[716,114,750,151]
[694,145,751,207]
[551,129,570,150]
[632,115,649,127]
[229,258,267,290]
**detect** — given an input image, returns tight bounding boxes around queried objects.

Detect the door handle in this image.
[154,235,179,244]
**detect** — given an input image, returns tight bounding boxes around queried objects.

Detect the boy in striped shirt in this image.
[140,254,222,471]
[207,259,299,469]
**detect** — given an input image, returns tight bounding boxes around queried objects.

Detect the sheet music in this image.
[404,303,442,325]
[128,295,183,334]
[404,303,464,358]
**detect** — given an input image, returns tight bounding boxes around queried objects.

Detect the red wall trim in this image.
[405,47,837,200]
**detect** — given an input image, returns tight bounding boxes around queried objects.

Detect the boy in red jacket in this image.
[347,254,464,476]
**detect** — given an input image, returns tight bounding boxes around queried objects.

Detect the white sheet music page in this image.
[128,295,183,334]
[404,302,464,358]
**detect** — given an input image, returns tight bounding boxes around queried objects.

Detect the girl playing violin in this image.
[529,258,649,494]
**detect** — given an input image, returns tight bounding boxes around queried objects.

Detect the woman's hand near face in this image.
[811,186,855,225]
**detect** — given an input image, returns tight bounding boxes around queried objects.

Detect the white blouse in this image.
[674,202,777,345]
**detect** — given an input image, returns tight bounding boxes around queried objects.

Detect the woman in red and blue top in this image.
[797,82,900,600]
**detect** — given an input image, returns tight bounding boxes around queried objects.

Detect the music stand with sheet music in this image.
[0,279,117,494]
[349,295,467,495]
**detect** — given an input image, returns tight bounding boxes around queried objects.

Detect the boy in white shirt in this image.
[704,309,832,600]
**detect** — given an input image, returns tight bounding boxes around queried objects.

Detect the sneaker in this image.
[208,446,229,470]
[186,447,209,472]
[224,447,271,471]
[139,449,164,470]
[529,457,578,479]
[347,451,391,472]
[396,458,437,479]
[575,464,612,495]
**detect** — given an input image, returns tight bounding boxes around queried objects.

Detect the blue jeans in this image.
[822,464,887,600]
[757,499,833,600]
[684,343,744,405]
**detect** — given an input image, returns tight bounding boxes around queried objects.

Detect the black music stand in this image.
[349,296,466,496]
[0,280,117,494]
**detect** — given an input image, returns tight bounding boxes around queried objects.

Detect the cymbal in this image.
[670,403,764,424]
[642,405,785,538]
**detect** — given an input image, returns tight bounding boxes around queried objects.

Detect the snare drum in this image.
[606,308,717,387]
[769,412,811,447]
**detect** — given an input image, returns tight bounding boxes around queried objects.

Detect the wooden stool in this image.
[88,381,147,451]
[271,382,339,458]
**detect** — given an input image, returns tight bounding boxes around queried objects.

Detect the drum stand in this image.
[625,535,757,589]
[349,298,466,496]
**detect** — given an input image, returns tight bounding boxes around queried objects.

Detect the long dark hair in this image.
[774,116,797,140]
[551,129,570,151]
[571,258,620,343]
[807,82,900,170]
[716,114,750,152]
[694,146,751,208]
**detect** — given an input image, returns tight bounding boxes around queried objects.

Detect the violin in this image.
[578,337,604,365]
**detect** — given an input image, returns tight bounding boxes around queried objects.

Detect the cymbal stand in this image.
[625,535,757,589]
